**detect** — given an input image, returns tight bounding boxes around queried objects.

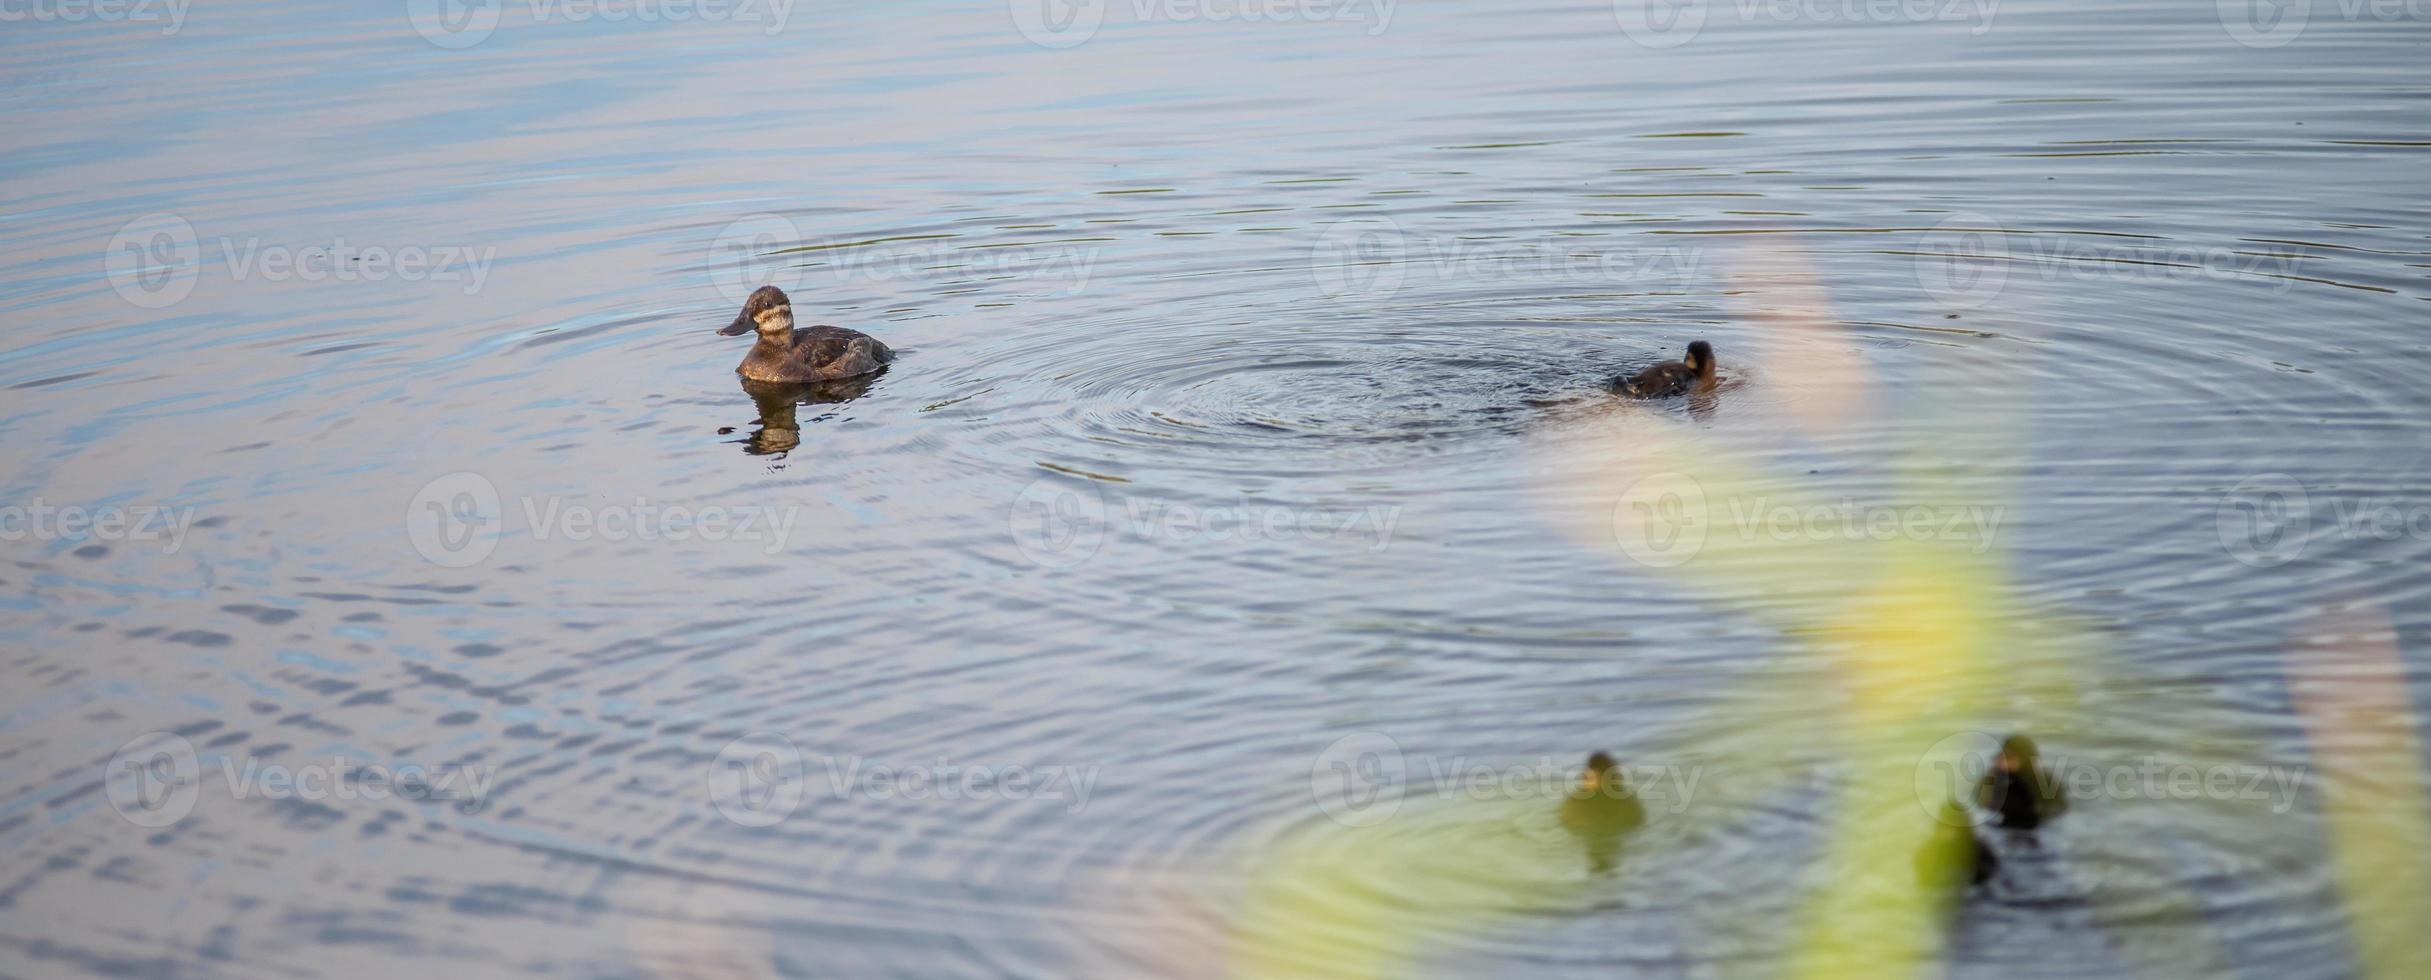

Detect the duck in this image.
[1914,800,1997,889]
[1559,752,1647,829]
[1616,341,1716,398]
[719,285,893,384]
[1976,734,2068,830]
[1560,752,1646,874]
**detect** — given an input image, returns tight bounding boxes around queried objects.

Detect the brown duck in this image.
[1616,341,1716,399]
[1976,734,2068,830]
[719,285,893,384]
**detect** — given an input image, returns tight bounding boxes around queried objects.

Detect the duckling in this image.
[1914,800,1997,889]
[1616,341,1716,399]
[1560,752,1645,874]
[719,285,893,384]
[1976,734,2068,830]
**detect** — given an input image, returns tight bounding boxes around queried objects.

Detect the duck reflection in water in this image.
[1559,751,1646,874]
[731,375,881,457]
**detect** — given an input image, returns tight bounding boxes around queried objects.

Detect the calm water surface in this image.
[4,1,2429,977]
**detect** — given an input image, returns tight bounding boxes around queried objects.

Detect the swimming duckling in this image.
[1560,752,1646,874]
[1616,341,1716,399]
[1976,734,2068,830]
[719,285,893,384]
[1914,800,1997,889]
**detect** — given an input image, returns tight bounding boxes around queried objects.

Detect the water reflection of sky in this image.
[4,1,2430,977]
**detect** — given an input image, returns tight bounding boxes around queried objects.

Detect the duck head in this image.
[1994,734,2039,774]
[1684,340,1716,381]
[720,285,794,339]
[1579,751,1624,795]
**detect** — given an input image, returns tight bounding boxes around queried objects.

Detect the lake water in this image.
[4,1,2429,977]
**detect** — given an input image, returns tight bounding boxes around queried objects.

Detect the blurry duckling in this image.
[1914,800,1997,889]
[1977,734,2068,830]
[1616,341,1716,399]
[1560,752,1646,874]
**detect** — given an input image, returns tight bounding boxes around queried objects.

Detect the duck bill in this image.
[719,310,754,336]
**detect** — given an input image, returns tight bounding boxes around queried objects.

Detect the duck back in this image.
[741,325,893,383]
